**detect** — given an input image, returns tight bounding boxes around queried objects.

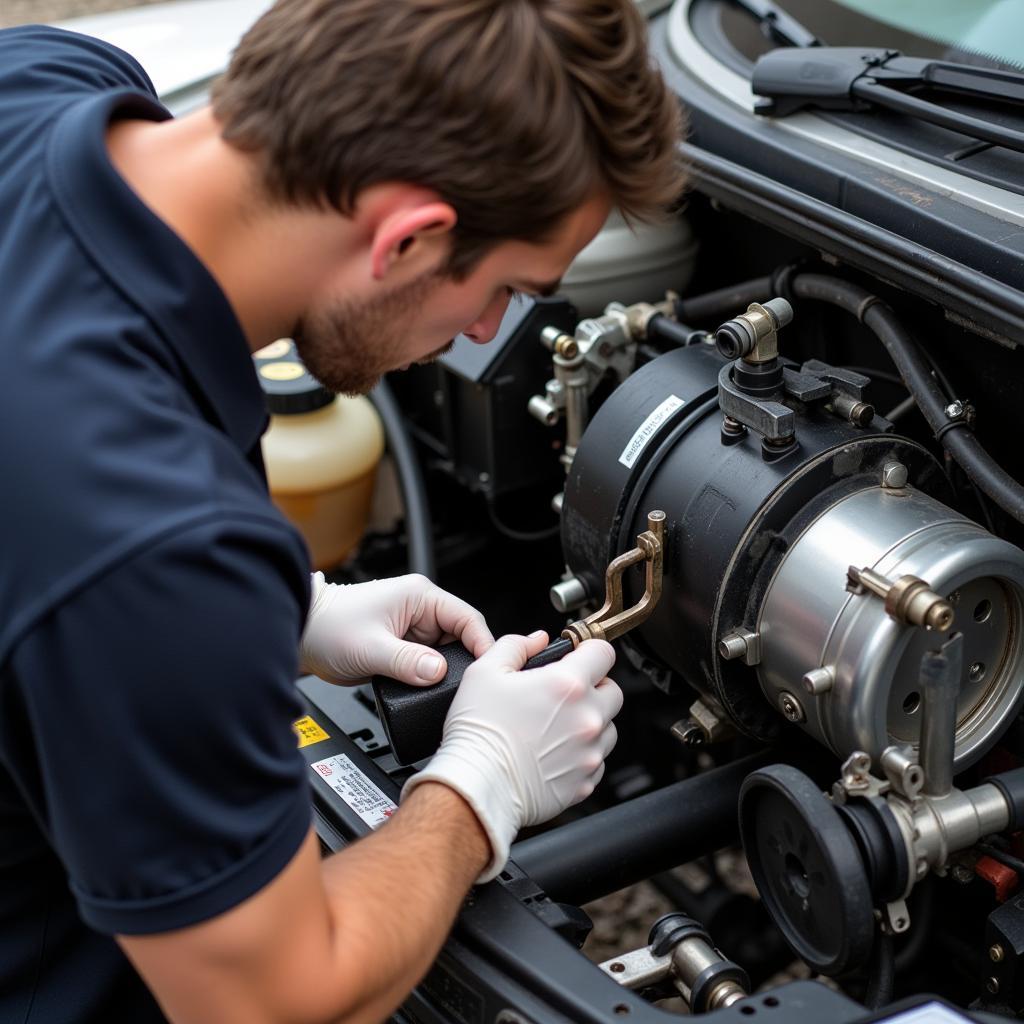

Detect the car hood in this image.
[56,0,271,99]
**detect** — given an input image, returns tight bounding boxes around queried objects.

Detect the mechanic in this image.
[0,1,684,1021]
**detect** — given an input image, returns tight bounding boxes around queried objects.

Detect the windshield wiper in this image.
[728,0,821,50]
[752,47,1024,155]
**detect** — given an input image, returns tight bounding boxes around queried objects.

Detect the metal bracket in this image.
[598,947,672,991]
[717,362,794,442]
[563,511,666,645]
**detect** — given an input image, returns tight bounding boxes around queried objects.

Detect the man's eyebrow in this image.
[517,278,563,297]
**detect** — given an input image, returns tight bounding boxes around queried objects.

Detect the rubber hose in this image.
[791,274,1024,525]
[674,276,772,324]
[863,931,895,1010]
[369,381,437,579]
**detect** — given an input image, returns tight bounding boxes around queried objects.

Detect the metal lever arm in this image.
[373,510,667,765]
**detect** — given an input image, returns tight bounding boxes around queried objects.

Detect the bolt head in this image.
[951,864,974,884]
[779,691,806,723]
[945,400,965,420]
[987,976,1001,995]
[990,944,1005,963]
[671,719,705,747]
[881,461,909,489]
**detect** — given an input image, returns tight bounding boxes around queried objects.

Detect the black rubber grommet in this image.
[739,764,875,976]
[690,961,750,1015]
[985,767,1024,832]
[835,797,910,903]
[648,914,710,957]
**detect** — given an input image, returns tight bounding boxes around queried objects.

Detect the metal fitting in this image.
[846,566,955,632]
[528,394,558,426]
[802,666,835,696]
[829,393,875,427]
[674,698,735,746]
[540,325,578,358]
[991,944,1006,963]
[880,745,924,799]
[944,399,972,422]
[550,576,588,614]
[881,461,909,489]
[714,298,793,364]
[779,691,806,723]
[718,630,761,666]
[671,719,705,747]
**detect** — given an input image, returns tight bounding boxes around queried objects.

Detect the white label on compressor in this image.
[618,394,685,468]
[310,754,398,829]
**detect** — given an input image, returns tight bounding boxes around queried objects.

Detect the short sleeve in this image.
[4,513,313,935]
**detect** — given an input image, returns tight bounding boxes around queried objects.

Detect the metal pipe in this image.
[920,633,962,798]
[511,747,830,905]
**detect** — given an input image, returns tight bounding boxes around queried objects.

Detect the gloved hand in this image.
[299,572,494,686]
[402,631,621,881]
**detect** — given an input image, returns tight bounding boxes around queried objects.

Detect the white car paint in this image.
[56,0,271,98]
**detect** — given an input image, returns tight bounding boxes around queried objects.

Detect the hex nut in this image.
[990,944,1005,963]
[881,462,909,489]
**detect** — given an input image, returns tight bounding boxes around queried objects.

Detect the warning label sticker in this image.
[310,754,397,829]
[618,394,685,468]
[292,715,330,748]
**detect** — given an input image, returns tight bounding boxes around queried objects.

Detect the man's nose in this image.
[462,293,511,344]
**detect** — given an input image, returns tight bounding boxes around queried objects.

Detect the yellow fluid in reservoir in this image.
[255,344,384,570]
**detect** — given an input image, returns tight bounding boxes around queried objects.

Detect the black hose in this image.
[646,314,704,348]
[674,277,772,324]
[791,274,1024,525]
[369,381,437,579]
[863,931,895,1010]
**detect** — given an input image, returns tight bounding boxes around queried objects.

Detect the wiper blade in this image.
[728,0,821,50]
[752,47,1024,155]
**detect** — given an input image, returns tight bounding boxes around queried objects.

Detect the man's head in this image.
[211,0,686,392]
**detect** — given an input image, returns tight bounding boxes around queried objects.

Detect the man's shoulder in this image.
[0,25,156,101]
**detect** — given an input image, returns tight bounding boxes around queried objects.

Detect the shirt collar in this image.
[46,89,267,455]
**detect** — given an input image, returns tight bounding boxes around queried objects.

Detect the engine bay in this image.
[293,171,1024,1023]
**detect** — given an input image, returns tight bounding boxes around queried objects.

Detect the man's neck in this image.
[105,107,344,350]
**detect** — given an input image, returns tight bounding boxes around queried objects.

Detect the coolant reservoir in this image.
[255,340,384,570]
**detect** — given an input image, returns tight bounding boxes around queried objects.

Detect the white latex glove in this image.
[299,572,494,686]
[402,631,622,881]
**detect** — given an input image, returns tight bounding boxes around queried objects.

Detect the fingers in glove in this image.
[378,637,453,687]
[468,631,548,675]
[575,761,606,803]
[597,721,618,761]
[555,639,616,692]
[592,677,625,722]
[406,578,495,658]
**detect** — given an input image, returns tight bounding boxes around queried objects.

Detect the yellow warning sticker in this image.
[293,715,330,748]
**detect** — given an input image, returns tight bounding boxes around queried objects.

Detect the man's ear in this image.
[370,201,457,281]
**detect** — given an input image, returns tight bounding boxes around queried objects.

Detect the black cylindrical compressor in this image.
[561,342,1024,769]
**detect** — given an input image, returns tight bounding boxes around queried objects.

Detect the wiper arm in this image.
[728,0,821,50]
[752,47,1024,155]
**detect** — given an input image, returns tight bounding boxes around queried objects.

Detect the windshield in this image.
[720,0,1024,71]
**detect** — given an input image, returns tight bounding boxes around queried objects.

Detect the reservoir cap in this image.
[254,339,333,415]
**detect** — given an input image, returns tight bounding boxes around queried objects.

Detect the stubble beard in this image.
[291,270,451,396]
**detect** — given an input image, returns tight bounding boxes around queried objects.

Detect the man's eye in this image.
[505,287,526,304]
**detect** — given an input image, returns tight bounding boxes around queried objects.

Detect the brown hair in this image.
[212,0,686,276]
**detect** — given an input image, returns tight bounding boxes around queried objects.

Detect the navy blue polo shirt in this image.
[0,27,314,1023]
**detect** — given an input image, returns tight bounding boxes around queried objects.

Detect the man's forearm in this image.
[321,780,490,1024]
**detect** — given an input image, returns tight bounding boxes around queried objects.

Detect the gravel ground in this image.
[0,0,195,28]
